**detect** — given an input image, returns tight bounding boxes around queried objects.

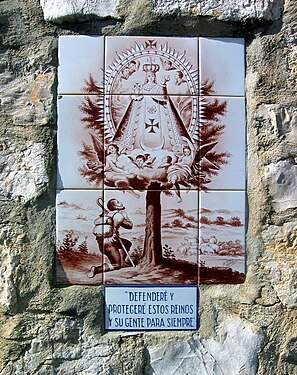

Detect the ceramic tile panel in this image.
[198,190,245,284]
[104,36,199,96]
[102,189,198,284]
[199,38,245,97]
[199,96,246,190]
[103,94,200,191]
[57,95,104,190]
[56,36,247,294]
[56,189,104,285]
[58,36,104,95]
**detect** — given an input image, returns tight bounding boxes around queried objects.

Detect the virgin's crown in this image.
[143,60,160,73]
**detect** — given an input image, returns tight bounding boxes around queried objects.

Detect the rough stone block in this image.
[262,222,297,308]
[40,0,120,23]
[264,158,297,212]
[0,69,55,126]
[256,104,297,145]
[0,143,49,203]
[0,229,19,311]
[148,316,263,375]
[152,0,284,21]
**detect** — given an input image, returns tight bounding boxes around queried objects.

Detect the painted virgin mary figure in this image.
[111,59,193,155]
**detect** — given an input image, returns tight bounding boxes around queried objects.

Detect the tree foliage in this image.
[58,231,79,252]
[199,81,230,185]
[78,237,89,254]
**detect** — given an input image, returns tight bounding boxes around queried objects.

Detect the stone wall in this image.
[0,0,296,374]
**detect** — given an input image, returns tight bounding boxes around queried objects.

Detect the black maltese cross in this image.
[145,118,159,133]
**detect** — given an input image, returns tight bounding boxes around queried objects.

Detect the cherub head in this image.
[143,153,151,162]
[128,60,137,74]
[120,67,130,80]
[132,81,142,93]
[163,155,172,164]
[135,154,145,167]
[174,71,185,86]
[107,143,120,155]
[183,146,191,156]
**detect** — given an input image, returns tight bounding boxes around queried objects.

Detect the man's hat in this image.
[107,199,125,211]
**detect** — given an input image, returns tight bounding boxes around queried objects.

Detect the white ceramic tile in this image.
[57,95,104,189]
[58,36,104,94]
[199,190,245,284]
[104,36,199,95]
[103,189,198,284]
[199,38,245,97]
[56,189,104,284]
[160,190,198,266]
[199,96,246,190]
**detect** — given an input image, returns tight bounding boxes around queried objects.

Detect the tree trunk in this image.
[140,188,163,267]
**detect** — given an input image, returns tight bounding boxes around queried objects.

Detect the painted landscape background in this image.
[199,191,245,283]
[56,190,198,284]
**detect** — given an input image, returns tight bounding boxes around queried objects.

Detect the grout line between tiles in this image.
[57,93,246,99]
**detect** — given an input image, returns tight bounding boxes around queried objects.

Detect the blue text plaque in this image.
[105,286,198,331]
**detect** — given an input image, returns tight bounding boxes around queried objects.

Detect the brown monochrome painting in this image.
[56,36,246,285]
